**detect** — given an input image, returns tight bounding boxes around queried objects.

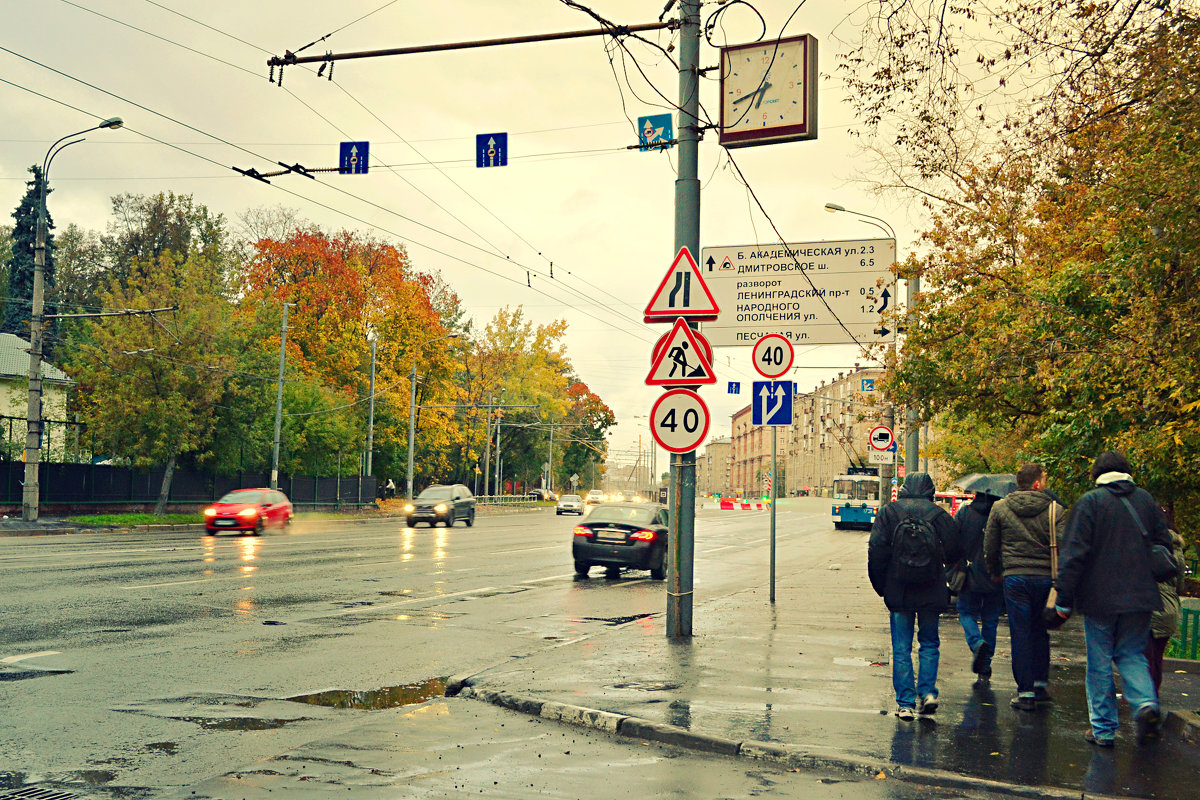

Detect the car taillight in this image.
[630,529,656,541]
[573,526,594,537]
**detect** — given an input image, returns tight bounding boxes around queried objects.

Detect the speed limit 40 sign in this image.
[752,333,794,379]
[650,388,711,453]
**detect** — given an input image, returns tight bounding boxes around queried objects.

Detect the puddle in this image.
[287,677,447,710]
[0,668,74,681]
[581,614,654,626]
[181,716,299,731]
[610,681,682,692]
[146,742,178,755]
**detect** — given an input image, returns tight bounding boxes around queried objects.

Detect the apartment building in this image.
[696,436,731,496]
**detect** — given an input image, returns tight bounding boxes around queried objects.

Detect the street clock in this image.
[719,34,818,149]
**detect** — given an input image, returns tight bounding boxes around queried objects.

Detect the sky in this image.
[0,0,921,470]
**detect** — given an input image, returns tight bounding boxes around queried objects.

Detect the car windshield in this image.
[561,495,581,502]
[219,491,261,504]
[587,506,656,524]
[418,486,453,500]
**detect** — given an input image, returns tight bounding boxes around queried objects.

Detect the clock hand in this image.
[731,91,757,106]
[753,80,773,109]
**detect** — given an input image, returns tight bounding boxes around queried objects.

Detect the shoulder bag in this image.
[1045,502,1060,612]
[1118,495,1179,582]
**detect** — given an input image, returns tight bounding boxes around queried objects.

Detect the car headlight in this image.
[434,503,448,513]
[237,508,258,518]
[404,504,414,513]
[204,507,216,517]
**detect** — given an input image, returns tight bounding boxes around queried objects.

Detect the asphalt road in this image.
[1,502,865,797]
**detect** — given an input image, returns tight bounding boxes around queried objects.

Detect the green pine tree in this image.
[2,166,57,353]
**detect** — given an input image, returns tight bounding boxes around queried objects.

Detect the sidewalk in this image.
[454,549,1200,799]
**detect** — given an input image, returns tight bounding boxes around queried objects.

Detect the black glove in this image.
[1042,606,1070,629]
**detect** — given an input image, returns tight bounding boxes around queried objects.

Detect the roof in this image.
[0,333,72,383]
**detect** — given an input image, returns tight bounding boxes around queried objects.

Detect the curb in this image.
[1165,708,1200,741]
[452,680,1130,800]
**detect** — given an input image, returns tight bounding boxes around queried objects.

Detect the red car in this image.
[204,488,292,535]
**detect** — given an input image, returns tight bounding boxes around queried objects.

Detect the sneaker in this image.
[1034,686,1053,705]
[979,664,992,680]
[972,641,994,675]
[919,694,938,715]
[1084,730,1115,748]
[1010,694,1037,712]
[896,707,916,721]
[1136,705,1163,746]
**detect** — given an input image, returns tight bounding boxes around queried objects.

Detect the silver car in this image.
[556,494,584,515]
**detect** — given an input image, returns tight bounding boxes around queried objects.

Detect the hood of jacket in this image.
[1005,489,1053,518]
[971,493,999,516]
[898,472,935,500]
[1098,476,1137,497]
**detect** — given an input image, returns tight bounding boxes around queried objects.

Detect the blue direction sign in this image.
[638,113,674,151]
[476,133,508,167]
[728,381,740,395]
[339,141,368,174]
[752,380,793,426]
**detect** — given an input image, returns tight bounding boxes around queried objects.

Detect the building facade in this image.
[696,436,731,496]
[787,366,885,497]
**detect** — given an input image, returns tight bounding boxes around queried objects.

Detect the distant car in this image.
[527,488,556,501]
[556,494,584,515]
[405,484,476,527]
[572,502,669,580]
[205,488,292,535]
[585,490,603,505]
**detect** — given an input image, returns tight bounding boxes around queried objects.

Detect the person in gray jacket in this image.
[983,463,1067,711]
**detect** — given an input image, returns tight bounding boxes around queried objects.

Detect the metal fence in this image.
[476,495,537,508]
[1168,607,1200,661]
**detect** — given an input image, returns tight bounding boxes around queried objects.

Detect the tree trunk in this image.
[154,454,177,516]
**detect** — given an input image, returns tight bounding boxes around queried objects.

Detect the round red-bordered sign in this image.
[752,334,794,378]
[649,389,711,454]
[869,425,895,451]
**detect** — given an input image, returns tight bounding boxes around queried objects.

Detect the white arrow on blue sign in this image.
[752,380,792,426]
[339,141,369,174]
[476,133,508,167]
[638,114,674,151]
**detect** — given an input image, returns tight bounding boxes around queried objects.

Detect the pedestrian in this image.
[385,478,397,499]
[1051,451,1175,747]
[983,463,1065,712]
[952,490,1006,680]
[1147,527,1186,694]
[869,472,961,720]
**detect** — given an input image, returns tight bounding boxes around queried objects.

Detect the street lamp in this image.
[825,201,919,488]
[23,117,123,522]
[365,328,378,477]
[407,332,460,501]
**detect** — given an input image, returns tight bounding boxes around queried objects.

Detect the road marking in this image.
[327,586,496,616]
[505,545,561,554]
[520,573,573,583]
[126,578,216,589]
[1,650,61,665]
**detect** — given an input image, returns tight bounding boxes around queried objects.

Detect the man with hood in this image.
[984,463,1065,712]
[1052,451,1173,747]
[869,472,961,720]
[953,489,1006,680]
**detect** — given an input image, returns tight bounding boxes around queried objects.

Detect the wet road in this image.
[0,503,855,796]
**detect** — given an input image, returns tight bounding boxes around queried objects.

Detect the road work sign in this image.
[699,238,896,346]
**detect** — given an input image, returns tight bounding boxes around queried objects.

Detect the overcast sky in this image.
[0,0,919,466]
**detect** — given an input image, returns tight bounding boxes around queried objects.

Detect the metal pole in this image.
[270,302,290,489]
[905,273,921,475]
[407,364,416,501]
[880,403,896,508]
[366,337,377,477]
[23,180,49,521]
[770,425,777,604]
[549,425,554,494]
[667,0,701,639]
[482,394,492,496]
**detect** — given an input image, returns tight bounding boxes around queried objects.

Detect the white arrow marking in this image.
[1,650,60,665]
[766,383,785,423]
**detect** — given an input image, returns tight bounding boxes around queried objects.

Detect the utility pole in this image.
[904,271,921,477]
[668,0,701,639]
[365,335,377,477]
[482,393,492,496]
[880,404,896,508]
[270,302,292,489]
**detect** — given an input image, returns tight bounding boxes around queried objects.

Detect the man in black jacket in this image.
[869,473,961,720]
[953,491,1005,680]
[1053,451,1172,747]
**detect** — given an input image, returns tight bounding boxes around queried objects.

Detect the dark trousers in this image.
[1003,575,1053,694]
[1147,635,1171,694]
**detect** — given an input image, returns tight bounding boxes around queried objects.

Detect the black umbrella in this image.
[953,473,1018,497]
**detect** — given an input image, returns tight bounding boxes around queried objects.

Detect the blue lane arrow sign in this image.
[752,380,793,426]
[638,114,674,151]
[728,381,740,395]
[339,141,369,174]
[476,133,508,167]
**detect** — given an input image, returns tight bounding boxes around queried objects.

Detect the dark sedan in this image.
[405,484,476,527]
[571,502,668,579]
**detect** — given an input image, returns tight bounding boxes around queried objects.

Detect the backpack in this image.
[893,512,941,586]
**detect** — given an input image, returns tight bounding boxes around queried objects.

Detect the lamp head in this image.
[99,117,124,130]
[824,202,845,213]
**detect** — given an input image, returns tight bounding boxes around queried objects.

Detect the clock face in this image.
[719,34,818,148]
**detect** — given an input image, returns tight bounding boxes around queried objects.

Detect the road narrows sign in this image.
[752,334,794,378]
[650,389,711,453]
[645,247,720,322]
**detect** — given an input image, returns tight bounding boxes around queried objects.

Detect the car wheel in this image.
[406,517,415,528]
[446,510,455,527]
[574,560,591,577]
[650,548,667,581]
[556,509,562,515]
[605,566,621,580]
[252,519,263,536]
[465,510,475,527]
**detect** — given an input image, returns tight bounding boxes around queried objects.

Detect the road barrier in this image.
[1169,607,1200,660]
[719,499,771,511]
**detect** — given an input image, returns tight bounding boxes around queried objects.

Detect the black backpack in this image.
[893,512,941,586]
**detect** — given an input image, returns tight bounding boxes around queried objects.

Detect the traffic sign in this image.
[638,113,674,151]
[751,334,794,378]
[646,317,716,387]
[698,238,897,346]
[476,133,508,167]
[644,247,720,322]
[650,389,710,453]
[728,382,740,394]
[752,380,793,426]
[339,141,369,174]
[869,442,896,464]
[653,326,712,370]
[869,425,894,451]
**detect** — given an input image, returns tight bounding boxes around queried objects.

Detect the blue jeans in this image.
[890,610,940,709]
[1083,612,1158,739]
[1004,575,1052,694]
[957,588,1004,655]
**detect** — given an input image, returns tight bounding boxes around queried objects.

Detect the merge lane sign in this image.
[645,247,720,322]
[699,238,896,346]
[650,389,711,454]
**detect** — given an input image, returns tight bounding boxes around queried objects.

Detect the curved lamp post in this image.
[824,201,919,480]
[23,117,123,521]
[406,332,460,501]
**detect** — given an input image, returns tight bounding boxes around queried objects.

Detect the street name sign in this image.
[476,133,508,167]
[339,141,369,174]
[751,380,793,426]
[699,238,896,346]
[646,317,716,387]
[650,389,710,453]
[751,333,794,378]
[645,247,720,322]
